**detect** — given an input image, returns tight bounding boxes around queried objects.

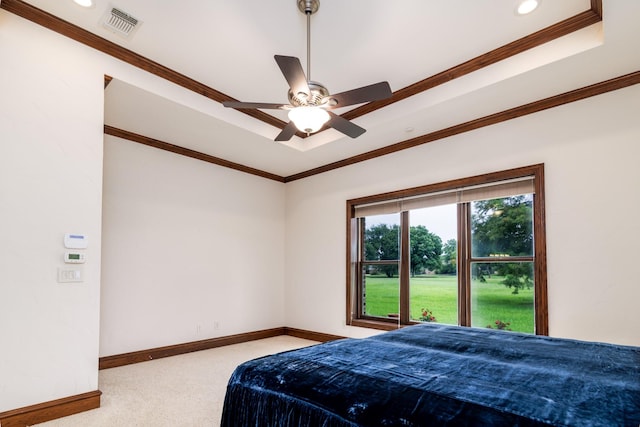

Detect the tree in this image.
[471,196,533,294]
[365,223,399,277]
[472,196,533,257]
[409,225,442,275]
[364,223,442,277]
[437,239,457,275]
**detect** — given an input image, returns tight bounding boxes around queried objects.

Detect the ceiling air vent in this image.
[101,7,141,39]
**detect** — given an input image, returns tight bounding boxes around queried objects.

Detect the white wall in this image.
[0,14,104,411]
[100,136,286,356]
[285,84,640,347]
[0,8,287,412]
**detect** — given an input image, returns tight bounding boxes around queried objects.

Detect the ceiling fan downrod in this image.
[297,0,319,82]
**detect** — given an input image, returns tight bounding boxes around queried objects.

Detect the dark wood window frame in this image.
[346,164,548,335]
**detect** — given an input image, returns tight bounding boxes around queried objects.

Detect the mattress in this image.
[221,323,640,426]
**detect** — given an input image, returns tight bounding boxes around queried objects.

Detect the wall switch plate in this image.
[58,268,83,283]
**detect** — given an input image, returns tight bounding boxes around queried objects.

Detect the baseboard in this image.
[99,326,346,370]
[0,390,101,427]
[284,327,346,342]
[99,327,287,370]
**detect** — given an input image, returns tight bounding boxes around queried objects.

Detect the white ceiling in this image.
[18,0,640,178]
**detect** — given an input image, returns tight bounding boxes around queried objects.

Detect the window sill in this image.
[350,318,405,331]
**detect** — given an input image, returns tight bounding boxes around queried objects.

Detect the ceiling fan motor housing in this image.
[288,81,331,107]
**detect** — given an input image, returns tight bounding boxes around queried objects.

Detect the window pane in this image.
[363,213,400,262]
[407,205,458,325]
[471,195,533,257]
[471,262,534,333]
[362,271,400,319]
[362,214,400,319]
[410,275,457,324]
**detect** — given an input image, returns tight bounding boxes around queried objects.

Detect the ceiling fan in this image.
[222,0,392,142]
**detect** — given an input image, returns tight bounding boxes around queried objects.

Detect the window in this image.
[346,164,547,335]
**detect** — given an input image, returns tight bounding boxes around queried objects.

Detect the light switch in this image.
[58,268,83,283]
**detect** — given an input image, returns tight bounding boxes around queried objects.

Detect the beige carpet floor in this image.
[36,335,318,426]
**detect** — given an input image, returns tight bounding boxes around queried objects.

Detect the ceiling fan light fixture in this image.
[289,106,330,134]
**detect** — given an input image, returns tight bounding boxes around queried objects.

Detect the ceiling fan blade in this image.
[326,111,366,139]
[274,55,310,98]
[274,121,299,141]
[326,81,392,109]
[222,101,290,110]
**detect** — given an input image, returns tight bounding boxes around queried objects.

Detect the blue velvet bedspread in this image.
[221,324,640,426]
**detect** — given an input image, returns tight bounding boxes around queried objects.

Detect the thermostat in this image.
[64,233,88,249]
[64,252,86,264]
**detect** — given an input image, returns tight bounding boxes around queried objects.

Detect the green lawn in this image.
[364,274,534,333]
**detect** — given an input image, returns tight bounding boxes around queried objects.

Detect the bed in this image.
[221,323,640,426]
